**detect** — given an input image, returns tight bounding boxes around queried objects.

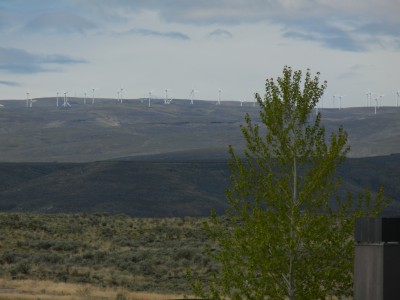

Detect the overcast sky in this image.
[0,0,399,107]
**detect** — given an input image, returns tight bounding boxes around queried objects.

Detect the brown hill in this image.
[0,98,399,162]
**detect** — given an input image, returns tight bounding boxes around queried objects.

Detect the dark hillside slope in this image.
[338,154,400,215]
[0,160,230,217]
[0,155,399,217]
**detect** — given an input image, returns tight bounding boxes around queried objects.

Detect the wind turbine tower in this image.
[120,88,124,104]
[164,89,169,104]
[84,92,87,105]
[374,94,383,114]
[320,94,325,110]
[397,90,400,107]
[338,95,344,110]
[26,92,30,107]
[366,92,372,107]
[92,88,95,104]
[26,92,33,107]
[63,92,71,107]
[251,92,258,107]
[148,91,152,108]
[217,89,222,105]
[189,89,198,105]
[56,92,59,107]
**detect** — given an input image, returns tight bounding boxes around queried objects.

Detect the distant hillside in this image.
[0,98,400,162]
[0,98,399,216]
[0,155,399,217]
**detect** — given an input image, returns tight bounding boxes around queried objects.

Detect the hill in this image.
[0,98,399,216]
[0,98,400,162]
[0,155,399,217]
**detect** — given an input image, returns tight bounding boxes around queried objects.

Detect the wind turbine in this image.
[28,93,33,107]
[117,90,120,103]
[366,92,372,107]
[337,95,344,110]
[120,87,124,104]
[396,90,400,107]
[217,89,222,105]
[56,92,59,107]
[26,92,30,107]
[92,88,95,104]
[189,88,198,105]
[148,91,152,108]
[63,91,71,107]
[252,92,257,107]
[83,92,87,105]
[332,94,344,109]
[374,94,384,114]
[164,88,171,104]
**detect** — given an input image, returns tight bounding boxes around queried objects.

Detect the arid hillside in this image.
[0,98,399,162]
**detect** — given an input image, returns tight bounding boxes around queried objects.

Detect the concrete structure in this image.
[354,218,400,300]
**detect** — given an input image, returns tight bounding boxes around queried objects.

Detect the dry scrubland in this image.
[0,278,184,300]
[0,213,353,300]
[0,213,214,298]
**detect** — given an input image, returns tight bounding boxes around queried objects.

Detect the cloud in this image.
[279,14,400,52]
[0,80,20,86]
[335,64,368,81]
[3,1,399,52]
[119,28,190,40]
[283,27,366,52]
[87,0,399,51]
[23,11,97,34]
[0,47,87,74]
[82,0,271,24]
[208,29,233,39]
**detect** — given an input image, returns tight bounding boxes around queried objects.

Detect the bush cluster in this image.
[0,213,216,293]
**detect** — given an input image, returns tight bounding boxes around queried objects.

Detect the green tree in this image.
[191,66,388,299]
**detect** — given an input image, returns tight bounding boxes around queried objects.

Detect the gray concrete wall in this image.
[354,244,400,300]
[354,244,383,300]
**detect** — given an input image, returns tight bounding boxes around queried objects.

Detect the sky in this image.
[0,0,399,107]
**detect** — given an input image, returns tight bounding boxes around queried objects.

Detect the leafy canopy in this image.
[190,66,388,300]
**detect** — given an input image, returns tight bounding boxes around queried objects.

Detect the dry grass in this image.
[0,214,211,293]
[0,278,187,300]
